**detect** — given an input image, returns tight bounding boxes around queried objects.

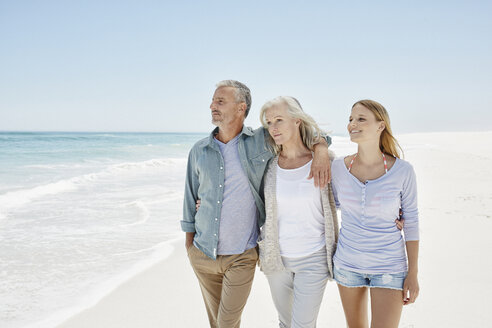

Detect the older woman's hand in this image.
[395,208,405,230]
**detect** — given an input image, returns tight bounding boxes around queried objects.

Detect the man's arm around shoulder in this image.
[310,134,332,187]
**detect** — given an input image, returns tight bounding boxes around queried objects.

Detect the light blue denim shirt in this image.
[181,126,273,259]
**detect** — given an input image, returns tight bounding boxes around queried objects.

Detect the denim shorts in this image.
[334,265,407,290]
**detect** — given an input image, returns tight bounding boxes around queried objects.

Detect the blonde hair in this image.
[352,99,403,158]
[260,96,324,154]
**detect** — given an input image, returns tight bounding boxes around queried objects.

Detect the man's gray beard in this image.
[211,118,220,126]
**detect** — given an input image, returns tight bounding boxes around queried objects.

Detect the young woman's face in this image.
[348,104,384,143]
[264,104,300,145]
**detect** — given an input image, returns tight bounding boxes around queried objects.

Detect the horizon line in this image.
[1,129,491,135]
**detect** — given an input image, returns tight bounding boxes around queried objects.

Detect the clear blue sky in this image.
[1,0,491,134]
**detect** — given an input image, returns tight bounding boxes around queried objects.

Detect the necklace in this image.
[348,153,388,173]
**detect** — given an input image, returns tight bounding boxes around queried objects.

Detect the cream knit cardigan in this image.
[258,154,339,279]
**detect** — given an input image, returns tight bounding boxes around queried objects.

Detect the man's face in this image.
[210,87,244,127]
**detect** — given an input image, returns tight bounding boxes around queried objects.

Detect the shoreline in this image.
[56,238,218,327]
[25,236,182,328]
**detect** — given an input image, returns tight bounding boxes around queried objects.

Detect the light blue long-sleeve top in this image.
[331,157,419,274]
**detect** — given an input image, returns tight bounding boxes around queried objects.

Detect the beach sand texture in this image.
[58,132,492,327]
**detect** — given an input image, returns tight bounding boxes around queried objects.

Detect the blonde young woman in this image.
[331,100,420,328]
[257,96,338,328]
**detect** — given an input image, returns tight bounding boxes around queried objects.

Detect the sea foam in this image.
[0,158,187,214]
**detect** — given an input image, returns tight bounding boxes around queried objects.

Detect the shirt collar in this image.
[207,125,253,147]
[240,125,254,136]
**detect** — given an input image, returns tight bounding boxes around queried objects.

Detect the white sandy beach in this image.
[57,131,492,328]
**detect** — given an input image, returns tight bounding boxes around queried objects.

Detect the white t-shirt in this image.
[276,160,325,258]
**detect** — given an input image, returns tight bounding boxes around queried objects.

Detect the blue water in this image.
[0,132,206,328]
[0,132,205,192]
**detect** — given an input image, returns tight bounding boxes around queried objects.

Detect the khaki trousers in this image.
[188,245,258,328]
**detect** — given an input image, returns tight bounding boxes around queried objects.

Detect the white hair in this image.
[260,96,325,154]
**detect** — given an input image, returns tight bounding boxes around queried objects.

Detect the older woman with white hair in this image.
[257,96,338,328]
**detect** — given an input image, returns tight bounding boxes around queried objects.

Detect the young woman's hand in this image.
[195,199,201,212]
[403,272,419,305]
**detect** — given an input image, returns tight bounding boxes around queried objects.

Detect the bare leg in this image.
[370,288,403,328]
[337,284,369,328]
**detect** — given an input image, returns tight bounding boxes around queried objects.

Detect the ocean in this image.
[0,132,207,328]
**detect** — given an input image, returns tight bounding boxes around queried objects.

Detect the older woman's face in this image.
[264,104,300,145]
[347,104,384,143]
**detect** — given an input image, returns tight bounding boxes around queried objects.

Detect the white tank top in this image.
[276,160,325,258]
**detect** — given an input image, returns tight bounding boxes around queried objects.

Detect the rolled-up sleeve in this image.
[181,149,199,232]
[401,165,419,241]
[324,134,332,147]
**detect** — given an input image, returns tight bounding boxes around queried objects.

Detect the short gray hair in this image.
[216,80,252,118]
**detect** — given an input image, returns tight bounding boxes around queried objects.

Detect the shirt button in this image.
[220,167,223,170]
[219,184,222,188]
[214,233,217,236]
[215,218,218,221]
[217,201,220,204]
[262,159,265,162]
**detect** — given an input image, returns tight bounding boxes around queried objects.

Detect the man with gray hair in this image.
[181,80,331,327]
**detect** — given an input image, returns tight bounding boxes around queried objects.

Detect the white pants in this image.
[266,247,329,328]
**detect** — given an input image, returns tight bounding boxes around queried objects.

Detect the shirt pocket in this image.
[379,195,401,221]
[249,151,271,180]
